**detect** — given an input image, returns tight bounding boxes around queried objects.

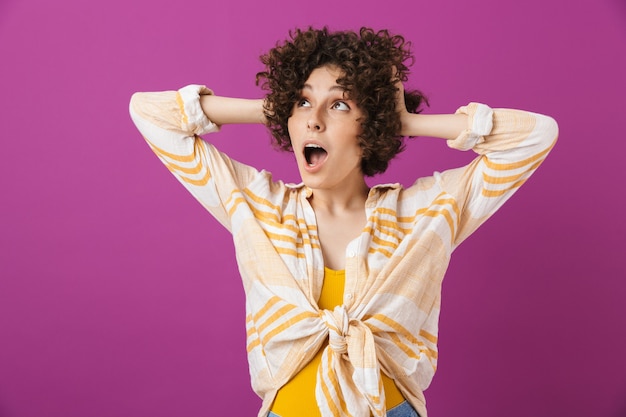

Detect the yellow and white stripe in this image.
[130,85,558,417]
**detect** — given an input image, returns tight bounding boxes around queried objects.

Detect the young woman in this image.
[130,27,558,417]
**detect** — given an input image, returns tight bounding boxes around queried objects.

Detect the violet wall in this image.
[1,0,625,416]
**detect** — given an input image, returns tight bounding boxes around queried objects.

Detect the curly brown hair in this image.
[256,26,428,176]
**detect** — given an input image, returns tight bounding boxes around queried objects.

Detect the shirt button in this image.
[345,293,353,300]
[348,251,356,258]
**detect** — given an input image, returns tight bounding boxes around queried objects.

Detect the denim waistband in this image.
[268,400,419,417]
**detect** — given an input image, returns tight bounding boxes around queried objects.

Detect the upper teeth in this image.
[305,144,322,149]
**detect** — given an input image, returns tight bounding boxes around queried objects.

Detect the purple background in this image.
[1,0,625,416]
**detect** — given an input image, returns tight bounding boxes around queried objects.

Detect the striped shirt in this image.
[129,85,558,417]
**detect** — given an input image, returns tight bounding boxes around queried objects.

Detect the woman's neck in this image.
[308,180,369,215]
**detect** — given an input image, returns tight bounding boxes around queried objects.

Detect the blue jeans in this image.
[268,400,420,417]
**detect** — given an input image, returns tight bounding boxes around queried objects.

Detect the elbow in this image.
[539,114,559,148]
[129,92,154,129]
[129,92,145,118]
[547,115,559,140]
[129,92,153,136]
[548,116,559,147]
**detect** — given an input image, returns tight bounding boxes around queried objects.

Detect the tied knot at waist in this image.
[321,305,351,354]
[317,306,387,416]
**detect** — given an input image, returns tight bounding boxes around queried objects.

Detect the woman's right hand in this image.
[394,79,414,137]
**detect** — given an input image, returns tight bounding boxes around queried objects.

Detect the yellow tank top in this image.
[271,267,404,416]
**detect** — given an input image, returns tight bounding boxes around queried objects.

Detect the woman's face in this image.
[287,65,365,192]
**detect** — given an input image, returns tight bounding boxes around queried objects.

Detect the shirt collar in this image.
[287,182,401,200]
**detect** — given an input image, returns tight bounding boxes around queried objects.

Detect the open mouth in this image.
[304,144,328,167]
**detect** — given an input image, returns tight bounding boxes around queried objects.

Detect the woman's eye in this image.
[297,99,311,107]
[332,101,350,111]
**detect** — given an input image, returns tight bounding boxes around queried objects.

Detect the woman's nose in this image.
[307,109,324,131]
[307,120,321,131]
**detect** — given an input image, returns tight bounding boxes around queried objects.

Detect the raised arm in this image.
[394,82,559,246]
[129,85,272,231]
[198,95,266,126]
[130,86,265,133]
[396,81,469,140]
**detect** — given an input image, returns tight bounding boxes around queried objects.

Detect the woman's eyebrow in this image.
[302,83,346,93]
